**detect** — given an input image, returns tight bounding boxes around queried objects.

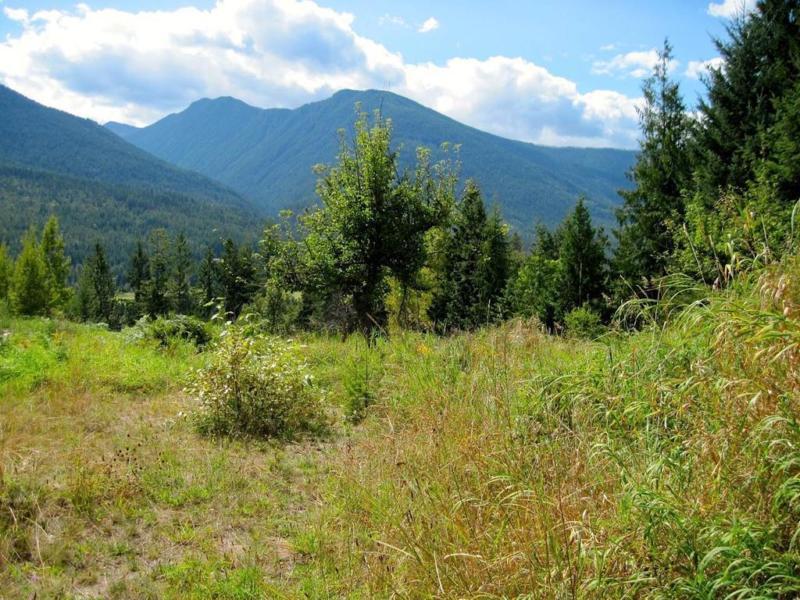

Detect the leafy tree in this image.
[559,198,608,312]
[303,110,452,336]
[171,232,193,314]
[614,40,691,286]
[11,228,49,316]
[508,251,562,330]
[128,240,150,305]
[40,215,71,309]
[0,243,11,301]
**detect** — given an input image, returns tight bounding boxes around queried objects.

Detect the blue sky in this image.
[0,0,751,148]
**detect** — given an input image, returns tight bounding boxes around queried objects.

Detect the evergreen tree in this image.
[128,240,150,305]
[303,110,452,336]
[508,251,562,330]
[40,216,71,310]
[198,246,220,309]
[614,40,691,287]
[171,232,193,314]
[144,229,171,316]
[87,242,115,322]
[429,182,511,330]
[559,198,608,312]
[695,0,800,199]
[11,228,49,316]
[0,243,11,301]
[220,239,257,317]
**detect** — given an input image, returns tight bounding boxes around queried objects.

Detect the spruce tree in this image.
[172,232,193,314]
[40,216,71,310]
[220,239,257,318]
[11,228,49,316]
[559,198,607,312]
[128,240,150,305]
[198,246,220,310]
[614,40,691,287]
[88,242,115,322]
[145,230,170,316]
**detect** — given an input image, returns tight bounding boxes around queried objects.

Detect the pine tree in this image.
[40,216,71,310]
[11,227,49,316]
[171,232,193,314]
[0,243,11,301]
[128,240,150,305]
[559,198,608,312]
[614,40,691,287]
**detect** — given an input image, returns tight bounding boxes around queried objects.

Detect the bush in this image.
[129,315,212,348]
[563,305,605,339]
[188,329,329,439]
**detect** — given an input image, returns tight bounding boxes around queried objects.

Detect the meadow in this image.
[1,258,799,598]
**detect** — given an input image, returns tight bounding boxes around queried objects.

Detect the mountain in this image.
[0,84,263,274]
[110,89,636,232]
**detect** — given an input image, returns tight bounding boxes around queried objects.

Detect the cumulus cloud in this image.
[685,57,724,79]
[592,49,677,78]
[418,17,439,33]
[0,0,640,147]
[707,0,756,18]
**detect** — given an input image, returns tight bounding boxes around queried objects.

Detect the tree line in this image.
[1,1,797,337]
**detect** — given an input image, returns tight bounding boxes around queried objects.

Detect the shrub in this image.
[563,305,605,339]
[129,315,212,348]
[188,329,329,439]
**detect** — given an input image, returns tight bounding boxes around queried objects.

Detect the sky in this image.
[0,0,754,149]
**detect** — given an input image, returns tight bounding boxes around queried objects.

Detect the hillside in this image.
[0,165,260,277]
[109,90,635,231]
[0,85,262,271]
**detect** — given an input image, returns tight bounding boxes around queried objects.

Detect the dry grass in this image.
[2,258,800,598]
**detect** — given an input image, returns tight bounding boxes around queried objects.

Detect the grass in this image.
[2,258,800,597]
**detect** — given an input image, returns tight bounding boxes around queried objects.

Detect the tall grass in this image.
[294,259,800,598]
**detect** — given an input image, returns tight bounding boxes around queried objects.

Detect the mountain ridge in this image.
[109,89,636,232]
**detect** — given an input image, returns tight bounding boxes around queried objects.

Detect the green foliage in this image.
[563,305,604,339]
[171,232,194,315]
[303,109,454,335]
[130,315,213,348]
[507,252,562,329]
[144,229,171,317]
[614,40,692,287]
[557,197,608,312]
[128,239,149,305]
[220,238,258,318]
[0,243,11,300]
[75,242,116,324]
[429,181,512,331]
[40,215,71,310]
[189,329,329,439]
[10,227,49,316]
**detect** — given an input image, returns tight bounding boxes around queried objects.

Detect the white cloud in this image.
[418,17,439,33]
[685,57,724,79]
[0,0,640,148]
[592,49,677,78]
[707,0,756,18]
[599,43,617,52]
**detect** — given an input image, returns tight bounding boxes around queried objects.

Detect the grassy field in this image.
[1,261,800,598]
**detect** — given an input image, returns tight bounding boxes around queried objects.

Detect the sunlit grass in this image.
[2,260,800,597]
